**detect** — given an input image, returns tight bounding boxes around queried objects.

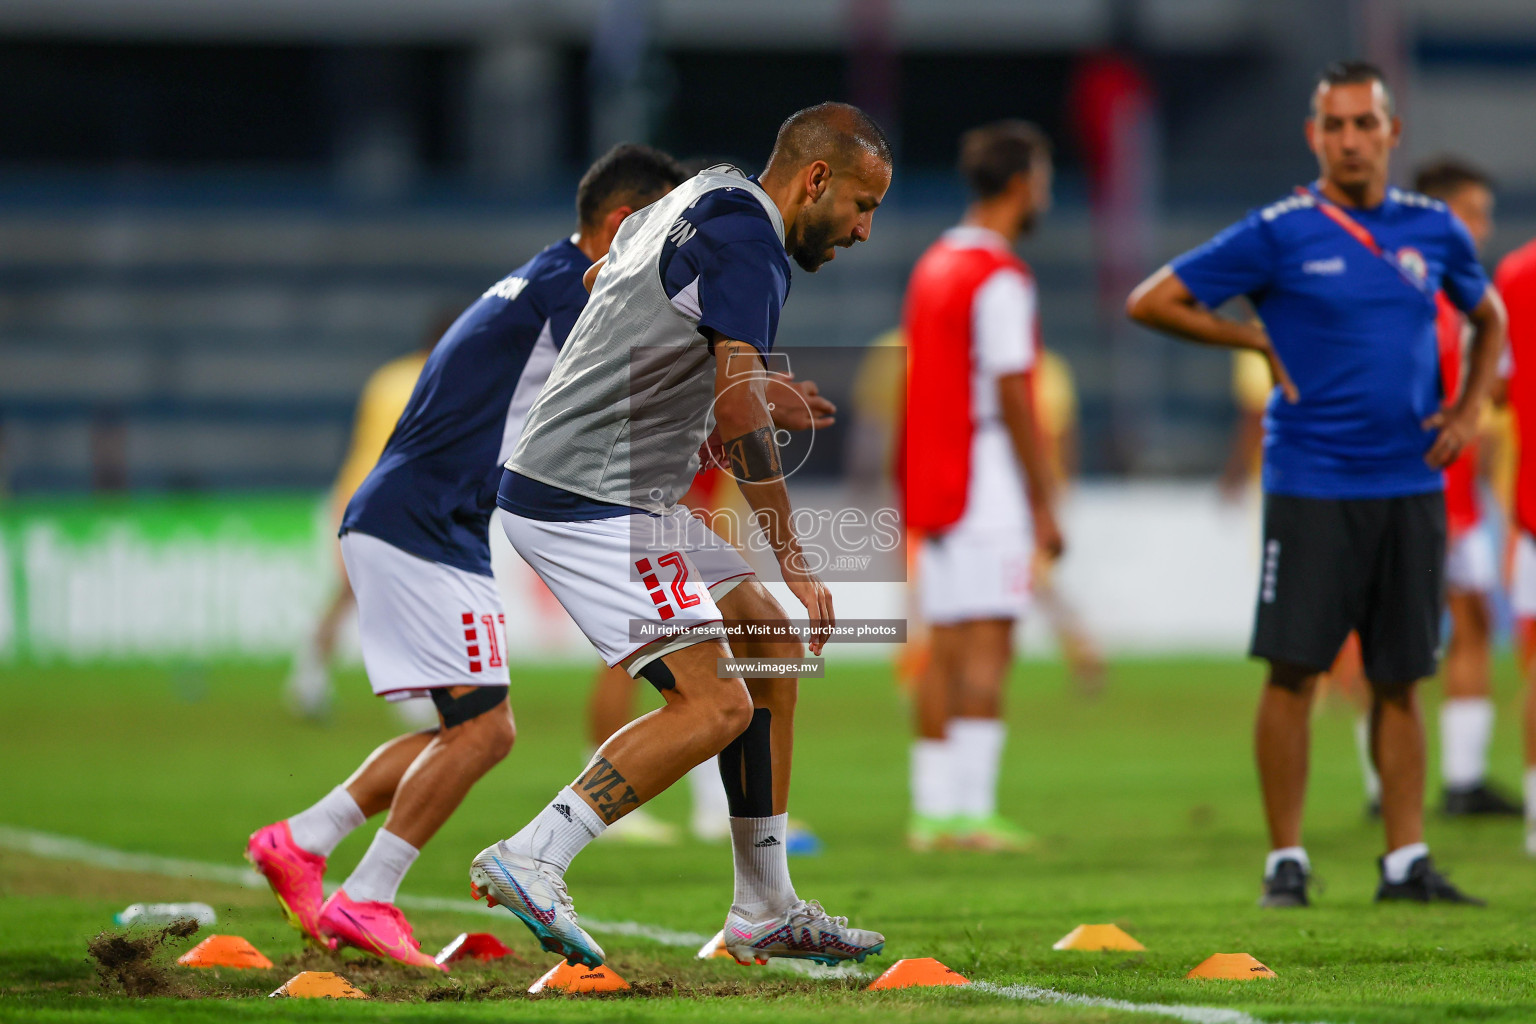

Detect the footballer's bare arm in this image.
[711,336,834,654]
[997,370,1063,560]
[1127,266,1297,402]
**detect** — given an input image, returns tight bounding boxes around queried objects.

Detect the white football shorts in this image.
[918,424,1033,625]
[498,506,754,675]
[1512,532,1536,618]
[1444,523,1498,596]
[339,530,511,700]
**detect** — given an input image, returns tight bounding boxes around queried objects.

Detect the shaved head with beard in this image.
[762,103,893,272]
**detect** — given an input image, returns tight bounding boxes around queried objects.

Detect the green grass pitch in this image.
[1,656,1533,1022]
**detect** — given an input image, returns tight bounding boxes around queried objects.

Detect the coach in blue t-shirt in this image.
[1128,62,1506,908]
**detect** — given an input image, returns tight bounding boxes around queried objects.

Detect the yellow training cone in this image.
[1186,953,1276,979]
[1052,924,1146,952]
[268,971,367,999]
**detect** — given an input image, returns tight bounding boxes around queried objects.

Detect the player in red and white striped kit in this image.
[899,121,1063,852]
[1418,159,1522,817]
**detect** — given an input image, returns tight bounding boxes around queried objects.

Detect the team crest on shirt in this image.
[1394,247,1428,287]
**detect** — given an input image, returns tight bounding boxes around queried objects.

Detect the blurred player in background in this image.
[247,145,688,969]
[472,103,889,969]
[285,336,434,724]
[1031,347,1104,693]
[1414,157,1520,816]
[1497,224,1536,853]
[1129,62,1503,906]
[900,120,1063,853]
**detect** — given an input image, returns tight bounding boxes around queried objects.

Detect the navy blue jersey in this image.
[659,181,791,357]
[342,237,592,575]
[1172,186,1489,499]
[498,178,790,522]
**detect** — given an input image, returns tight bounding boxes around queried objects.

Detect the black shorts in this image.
[1250,491,1445,687]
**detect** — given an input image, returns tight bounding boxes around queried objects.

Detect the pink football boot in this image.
[318,890,447,972]
[246,820,332,948]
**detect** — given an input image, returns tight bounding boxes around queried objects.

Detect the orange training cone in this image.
[268,971,368,999]
[177,934,273,969]
[1186,953,1276,979]
[1052,924,1146,952]
[866,957,970,991]
[527,961,630,994]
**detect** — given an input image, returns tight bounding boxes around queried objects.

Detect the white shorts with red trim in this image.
[918,527,1032,625]
[497,506,753,675]
[339,530,510,700]
[1445,522,1498,595]
[1512,532,1536,618]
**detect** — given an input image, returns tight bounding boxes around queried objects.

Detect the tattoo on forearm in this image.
[576,755,640,824]
[723,426,783,483]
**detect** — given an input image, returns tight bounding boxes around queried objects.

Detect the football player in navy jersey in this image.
[1128,62,1506,907]
[245,145,689,968]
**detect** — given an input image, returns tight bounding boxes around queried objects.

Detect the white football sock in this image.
[687,756,731,840]
[287,786,365,857]
[1353,715,1381,802]
[1381,841,1429,884]
[1524,767,1536,825]
[341,828,418,904]
[729,813,797,919]
[910,739,954,818]
[1440,698,1494,789]
[948,717,1006,818]
[1264,845,1309,879]
[506,786,605,874]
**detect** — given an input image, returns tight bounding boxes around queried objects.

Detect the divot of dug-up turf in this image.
[86,918,201,997]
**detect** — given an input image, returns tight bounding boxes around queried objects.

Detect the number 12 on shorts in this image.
[635,553,700,621]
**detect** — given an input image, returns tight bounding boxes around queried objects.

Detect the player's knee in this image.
[477,707,516,763]
[1265,661,1318,695]
[431,686,513,763]
[711,685,756,743]
[1369,676,1418,705]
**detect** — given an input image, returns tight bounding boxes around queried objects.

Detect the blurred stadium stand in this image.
[2,0,1536,493]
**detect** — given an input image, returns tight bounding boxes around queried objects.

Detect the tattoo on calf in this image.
[577,755,641,824]
[723,425,783,483]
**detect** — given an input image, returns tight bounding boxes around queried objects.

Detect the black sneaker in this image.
[1375,856,1486,905]
[1258,857,1309,908]
[1442,782,1523,817]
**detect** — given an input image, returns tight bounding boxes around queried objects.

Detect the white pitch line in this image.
[2,824,1338,1023]
[973,982,1336,1024]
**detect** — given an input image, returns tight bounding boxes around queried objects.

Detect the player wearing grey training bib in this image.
[473,103,895,972]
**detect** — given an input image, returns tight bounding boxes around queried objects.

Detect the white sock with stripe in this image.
[729,813,797,919]
[506,786,606,874]
[287,786,365,857]
[342,828,418,904]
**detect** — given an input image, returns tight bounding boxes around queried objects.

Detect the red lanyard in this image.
[1296,184,1433,297]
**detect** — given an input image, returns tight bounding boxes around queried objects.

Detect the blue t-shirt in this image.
[1172,186,1489,499]
[342,237,592,575]
[497,178,791,522]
